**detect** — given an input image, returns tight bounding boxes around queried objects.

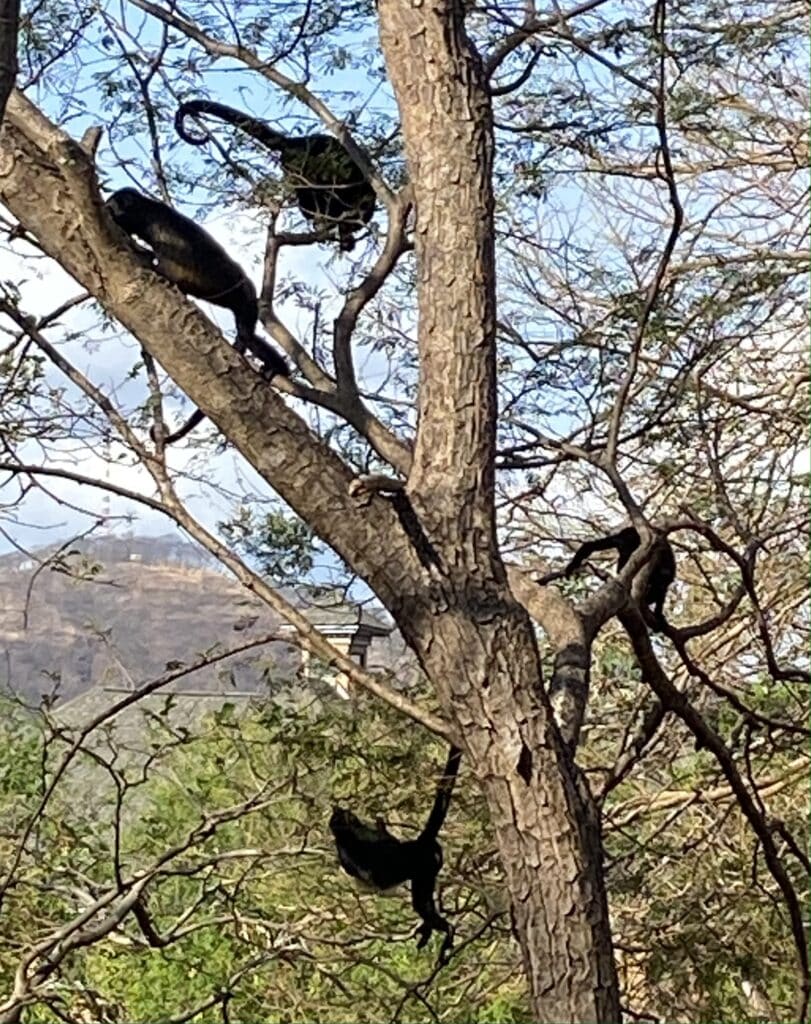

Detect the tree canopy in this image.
[0,1,807,1021]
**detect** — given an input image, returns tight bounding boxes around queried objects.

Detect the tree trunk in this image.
[377,2,620,1019]
[394,591,619,1021]
[0,2,623,1013]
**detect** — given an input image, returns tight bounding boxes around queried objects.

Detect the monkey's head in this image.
[329,806,362,837]
[106,187,147,234]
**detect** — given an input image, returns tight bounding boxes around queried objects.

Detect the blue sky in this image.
[1,6,396,558]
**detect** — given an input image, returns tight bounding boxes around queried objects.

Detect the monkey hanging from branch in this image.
[105,187,289,444]
[174,100,377,252]
[329,745,462,964]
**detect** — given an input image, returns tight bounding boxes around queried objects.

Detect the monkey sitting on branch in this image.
[564,526,676,630]
[105,188,289,444]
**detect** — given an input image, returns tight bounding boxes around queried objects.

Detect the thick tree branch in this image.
[262,190,416,477]
[375,9,620,1019]
[506,565,590,749]
[0,90,423,610]
[0,316,448,743]
[333,188,412,399]
[161,496,451,743]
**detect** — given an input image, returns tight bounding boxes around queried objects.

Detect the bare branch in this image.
[619,606,810,1022]
[604,0,684,464]
[485,0,613,78]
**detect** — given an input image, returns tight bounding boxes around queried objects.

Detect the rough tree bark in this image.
[0,0,621,1011]
[374,4,619,1019]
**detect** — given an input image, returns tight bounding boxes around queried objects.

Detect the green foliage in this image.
[0,701,42,809]
[582,632,809,1023]
[2,635,807,1022]
[0,694,526,1022]
[1,0,807,1018]
[218,505,318,584]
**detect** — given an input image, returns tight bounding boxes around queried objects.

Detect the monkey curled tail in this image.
[175,100,376,252]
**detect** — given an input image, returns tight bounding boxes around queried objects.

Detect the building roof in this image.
[277,596,392,638]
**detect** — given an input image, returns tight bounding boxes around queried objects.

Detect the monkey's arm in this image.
[422,745,462,841]
[114,235,157,270]
[564,535,622,576]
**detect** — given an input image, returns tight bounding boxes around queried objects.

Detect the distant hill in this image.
[0,534,291,703]
[0,533,219,574]
[0,534,402,705]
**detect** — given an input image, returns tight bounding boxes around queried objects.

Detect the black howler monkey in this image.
[565,526,676,628]
[105,188,289,444]
[174,100,376,252]
[329,746,461,963]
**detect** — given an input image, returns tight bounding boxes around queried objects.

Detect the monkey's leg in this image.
[411,874,452,953]
[243,334,290,378]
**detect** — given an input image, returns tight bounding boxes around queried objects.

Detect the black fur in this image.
[329,746,461,962]
[106,188,289,444]
[174,100,376,252]
[565,526,676,628]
